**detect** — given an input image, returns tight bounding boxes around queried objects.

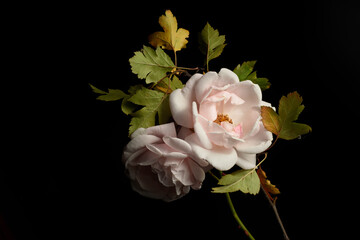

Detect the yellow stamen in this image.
[214,113,233,125]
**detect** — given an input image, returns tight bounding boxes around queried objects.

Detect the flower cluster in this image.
[90,10,311,239]
[122,68,273,201]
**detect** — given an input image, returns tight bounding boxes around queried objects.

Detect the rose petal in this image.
[236,152,257,169]
[170,73,202,128]
[192,102,213,149]
[218,68,240,83]
[226,80,262,108]
[123,135,161,160]
[235,122,273,154]
[171,158,205,188]
[194,71,219,103]
[130,166,168,199]
[163,136,192,154]
[195,112,245,148]
[125,148,160,168]
[146,143,188,159]
[145,122,177,138]
[237,107,262,137]
[186,133,238,171]
[177,127,193,140]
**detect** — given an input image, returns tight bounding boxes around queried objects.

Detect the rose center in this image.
[213,113,233,125]
[213,113,243,138]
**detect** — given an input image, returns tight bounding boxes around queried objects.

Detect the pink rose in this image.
[122,122,207,202]
[169,68,273,171]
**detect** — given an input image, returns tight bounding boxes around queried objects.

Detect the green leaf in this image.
[121,85,143,115]
[89,84,127,101]
[129,108,157,136]
[233,61,256,81]
[278,92,312,140]
[251,77,270,91]
[129,46,175,84]
[198,22,226,71]
[279,92,305,123]
[212,169,260,194]
[127,87,171,135]
[155,75,184,93]
[261,91,312,140]
[233,61,270,91]
[169,75,184,90]
[261,106,281,135]
[89,84,107,94]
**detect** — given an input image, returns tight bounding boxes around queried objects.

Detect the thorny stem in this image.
[260,184,290,240]
[225,193,255,240]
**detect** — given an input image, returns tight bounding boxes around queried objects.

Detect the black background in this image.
[2,1,359,239]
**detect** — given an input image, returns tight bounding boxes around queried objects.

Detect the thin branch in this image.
[208,170,220,181]
[260,184,290,240]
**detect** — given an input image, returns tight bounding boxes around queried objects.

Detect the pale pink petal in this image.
[237,107,261,137]
[194,70,238,104]
[129,128,147,139]
[194,71,219,103]
[177,127,193,140]
[236,152,257,169]
[145,122,177,138]
[235,122,273,154]
[226,80,262,107]
[186,133,238,171]
[163,136,192,154]
[199,99,218,121]
[123,135,161,160]
[130,166,167,199]
[169,74,202,128]
[187,160,206,189]
[126,149,160,167]
[261,100,274,109]
[218,68,240,84]
[146,143,188,159]
[171,158,205,188]
[192,102,213,149]
[194,111,245,148]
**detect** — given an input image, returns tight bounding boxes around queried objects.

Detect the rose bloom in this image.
[169,68,273,171]
[122,123,208,202]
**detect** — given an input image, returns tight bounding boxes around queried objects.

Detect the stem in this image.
[173,50,177,66]
[225,193,255,240]
[261,135,279,154]
[176,66,200,71]
[260,184,290,240]
[208,170,220,181]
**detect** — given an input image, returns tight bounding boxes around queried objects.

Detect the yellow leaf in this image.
[257,168,280,197]
[149,10,189,52]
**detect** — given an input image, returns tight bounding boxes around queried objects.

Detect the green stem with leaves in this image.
[208,171,255,239]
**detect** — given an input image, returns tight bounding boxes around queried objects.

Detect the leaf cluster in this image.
[261,91,312,140]
[91,10,231,136]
